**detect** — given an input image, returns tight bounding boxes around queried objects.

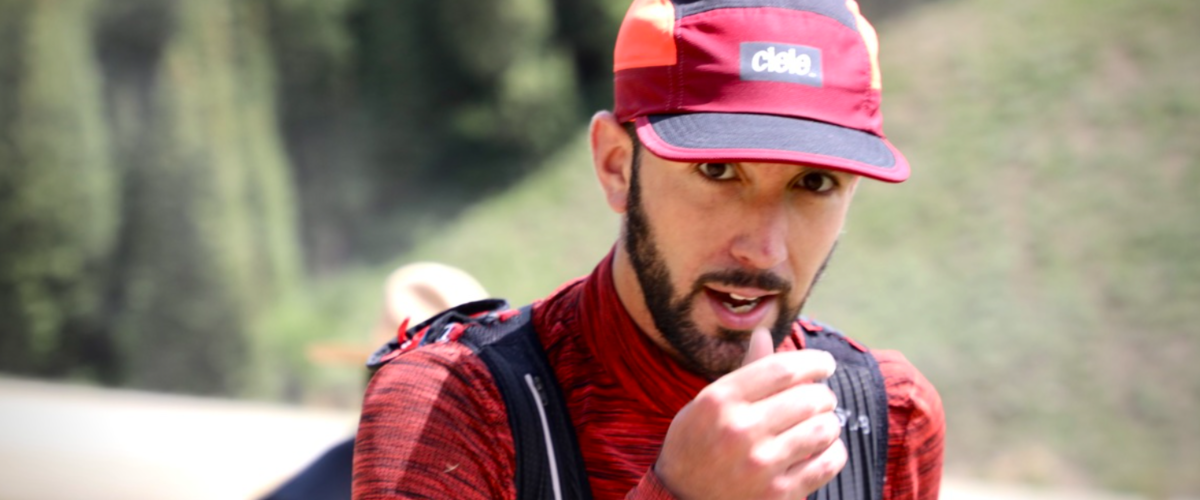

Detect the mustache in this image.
[690,269,792,295]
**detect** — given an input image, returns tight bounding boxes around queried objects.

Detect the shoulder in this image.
[531,275,589,352]
[791,318,945,499]
[531,276,587,329]
[792,316,871,352]
[873,349,945,500]
[871,349,942,420]
[361,341,509,430]
[873,348,945,466]
[791,317,944,437]
[355,342,517,499]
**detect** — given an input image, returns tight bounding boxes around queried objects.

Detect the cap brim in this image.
[635,113,910,183]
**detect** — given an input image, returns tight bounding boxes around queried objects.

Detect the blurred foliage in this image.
[0,0,632,396]
[327,0,586,263]
[0,0,299,395]
[0,0,116,377]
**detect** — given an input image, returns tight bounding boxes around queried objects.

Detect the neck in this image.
[610,239,682,362]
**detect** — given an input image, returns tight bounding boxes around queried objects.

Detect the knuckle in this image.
[720,410,759,445]
[812,416,842,449]
[745,443,776,472]
[724,418,749,439]
[765,475,792,498]
[807,350,837,376]
[817,411,842,436]
[823,440,848,476]
[798,466,834,495]
[817,385,838,409]
[691,394,719,417]
[797,384,837,415]
[815,349,836,366]
[697,385,732,409]
[798,348,828,362]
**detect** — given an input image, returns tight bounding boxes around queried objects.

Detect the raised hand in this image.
[654,327,846,500]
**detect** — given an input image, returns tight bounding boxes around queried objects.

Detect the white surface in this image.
[0,377,357,500]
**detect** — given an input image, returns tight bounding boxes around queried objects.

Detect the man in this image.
[353,0,944,499]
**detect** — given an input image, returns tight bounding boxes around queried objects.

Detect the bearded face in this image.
[624,158,838,378]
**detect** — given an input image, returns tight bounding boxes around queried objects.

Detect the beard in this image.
[624,162,832,379]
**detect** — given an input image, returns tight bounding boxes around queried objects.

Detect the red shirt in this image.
[353,254,944,499]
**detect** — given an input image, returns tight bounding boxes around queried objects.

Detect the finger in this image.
[741,326,774,368]
[781,433,847,499]
[754,382,838,434]
[776,412,843,468]
[720,350,836,402]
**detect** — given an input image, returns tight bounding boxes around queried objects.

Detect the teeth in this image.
[723,302,755,314]
[713,290,766,315]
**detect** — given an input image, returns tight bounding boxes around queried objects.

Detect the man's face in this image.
[622,146,859,378]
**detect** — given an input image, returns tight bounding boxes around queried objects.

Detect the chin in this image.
[673,329,752,378]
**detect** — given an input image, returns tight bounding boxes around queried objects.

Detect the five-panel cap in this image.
[614,0,909,182]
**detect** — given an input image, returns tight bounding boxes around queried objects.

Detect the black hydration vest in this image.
[368,299,889,500]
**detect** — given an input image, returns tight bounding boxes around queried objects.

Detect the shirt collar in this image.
[574,249,711,416]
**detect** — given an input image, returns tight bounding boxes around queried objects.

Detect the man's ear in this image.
[590,111,634,214]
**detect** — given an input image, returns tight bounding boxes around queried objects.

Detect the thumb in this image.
[741,326,774,367]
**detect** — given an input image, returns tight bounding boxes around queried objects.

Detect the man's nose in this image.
[729,204,789,271]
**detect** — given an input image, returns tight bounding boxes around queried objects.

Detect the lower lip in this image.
[704,290,775,331]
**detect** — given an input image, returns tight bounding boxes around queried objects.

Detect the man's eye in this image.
[698,162,736,180]
[799,172,837,193]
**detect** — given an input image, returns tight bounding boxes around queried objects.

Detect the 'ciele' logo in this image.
[740,42,824,87]
[751,46,815,76]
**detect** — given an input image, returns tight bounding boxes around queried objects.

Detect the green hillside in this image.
[809,0,1199,494]
[289,0,1199,494]
[401,133,619,302]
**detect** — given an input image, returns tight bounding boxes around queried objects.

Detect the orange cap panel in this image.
[614,0,678,72]
[845,0,881,90]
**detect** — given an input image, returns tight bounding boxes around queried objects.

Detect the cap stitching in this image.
[670,14,683,111]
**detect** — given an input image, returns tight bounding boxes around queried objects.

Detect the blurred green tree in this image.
[0,0,118,380]
[0,0,300,395]
[102,0,301,395]
[330,0,582,259]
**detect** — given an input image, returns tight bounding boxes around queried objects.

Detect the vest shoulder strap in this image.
[367,300,593,500]
[460,305,594,500]
[800,318,890,500]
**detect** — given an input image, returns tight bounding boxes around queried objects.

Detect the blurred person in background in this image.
[353,0,944,499]
[264,263,488,500]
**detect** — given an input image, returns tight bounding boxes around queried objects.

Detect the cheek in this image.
[637,173,733,280]
[642,168,727,228]
[785,203,849,289]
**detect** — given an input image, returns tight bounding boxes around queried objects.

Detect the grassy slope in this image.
[812,0,1199,493]
[400,132,620,303]
[294,0,1198,494]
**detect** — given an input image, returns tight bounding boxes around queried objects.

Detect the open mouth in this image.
[704,288,774,315]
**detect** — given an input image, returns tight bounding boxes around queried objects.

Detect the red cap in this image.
[613,0,909,182]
